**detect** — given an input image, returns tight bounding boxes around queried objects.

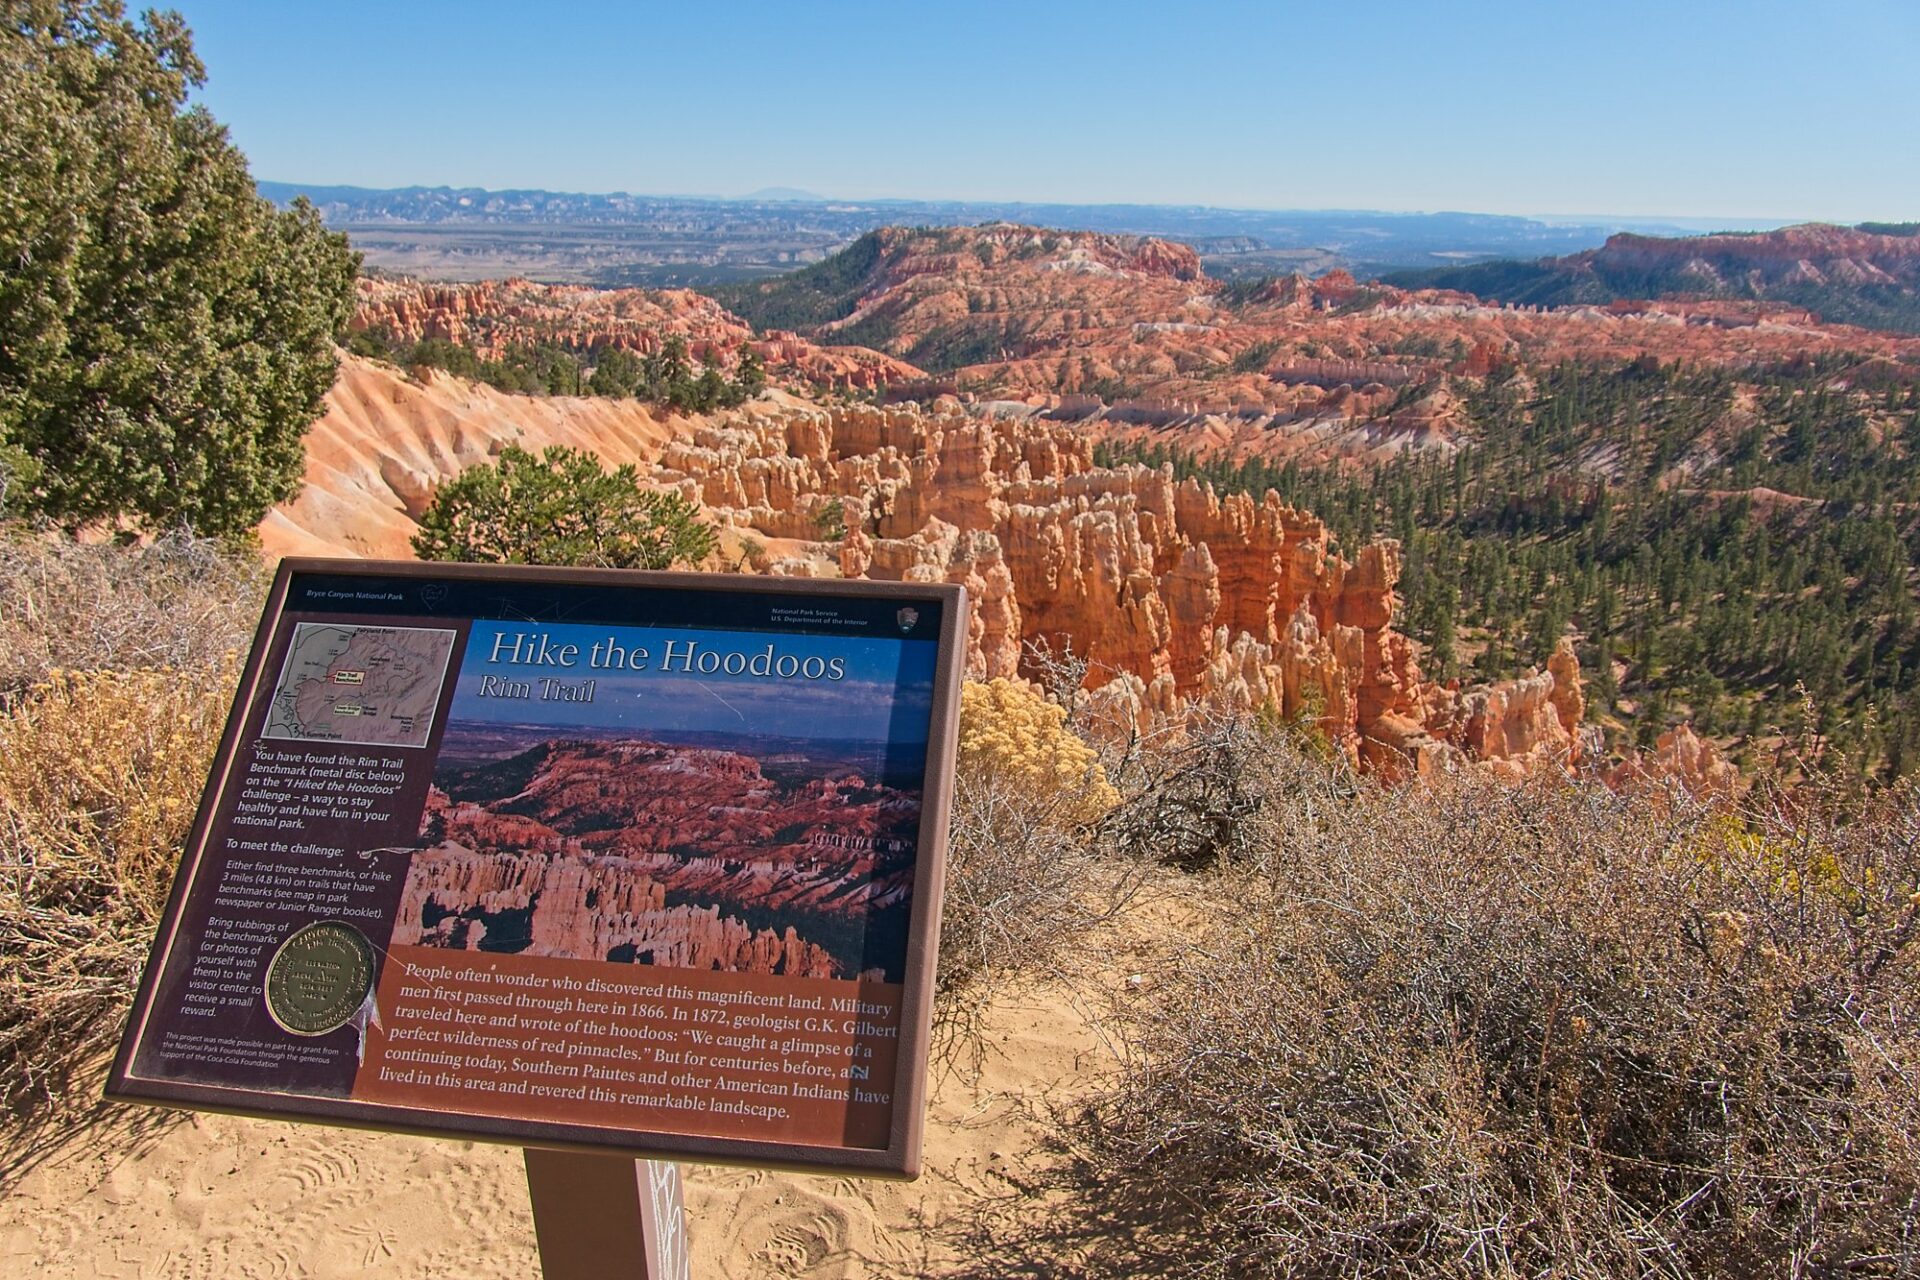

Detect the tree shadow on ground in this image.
[931,1120,1213,1280]
[1,1060,185,1191]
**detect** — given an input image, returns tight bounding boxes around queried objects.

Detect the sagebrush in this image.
[0,536,254,1115]
[1077,741,1920,1279]
[0,533,265,702]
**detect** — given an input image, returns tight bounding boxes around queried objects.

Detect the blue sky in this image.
[178,0,1917,222]
[448,622,937,742]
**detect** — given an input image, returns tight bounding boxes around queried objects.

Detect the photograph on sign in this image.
[108,561,964,1176]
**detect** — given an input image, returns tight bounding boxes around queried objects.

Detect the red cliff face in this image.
[270,355,1590,775]
[863,223,1202,289]
[1590,225,1920,289]
[286,226,1920,774]
[394,842,843,979]
[650,401,1585,777]
[350,227,1920,481]
[722,224,1920,460]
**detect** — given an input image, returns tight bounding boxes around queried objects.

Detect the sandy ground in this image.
[0,975,1125,1279]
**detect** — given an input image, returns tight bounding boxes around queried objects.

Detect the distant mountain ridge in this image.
[255,180,1726,287]
[1386,223,1920,334]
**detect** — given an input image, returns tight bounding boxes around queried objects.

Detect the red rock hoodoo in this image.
[647,400,1585,777]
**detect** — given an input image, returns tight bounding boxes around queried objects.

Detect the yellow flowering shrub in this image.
[957,678,1117,823]
[939,678,1143,1049]
[1691,810,1872,910]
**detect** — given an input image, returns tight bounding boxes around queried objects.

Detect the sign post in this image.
[524,1152,688,1280]
[107,560,967,1273]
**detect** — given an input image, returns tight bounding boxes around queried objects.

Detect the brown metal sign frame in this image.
[107,558,966,1180]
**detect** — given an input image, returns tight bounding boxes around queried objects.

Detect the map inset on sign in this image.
[263,624,457,748]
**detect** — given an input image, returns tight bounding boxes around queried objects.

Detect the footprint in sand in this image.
[276,1144,358,1195]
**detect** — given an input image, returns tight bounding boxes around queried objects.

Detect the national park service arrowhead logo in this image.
[896,607,919,634]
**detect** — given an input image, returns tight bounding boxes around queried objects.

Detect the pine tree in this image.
[1,1,358,536]
[412,445,715,570]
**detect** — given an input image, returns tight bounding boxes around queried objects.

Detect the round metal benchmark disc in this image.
[264,921,376,1036]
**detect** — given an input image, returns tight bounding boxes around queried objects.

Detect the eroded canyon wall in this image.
[262,354,688,558]
[269,361,1584,775]
[645,399,1585,777]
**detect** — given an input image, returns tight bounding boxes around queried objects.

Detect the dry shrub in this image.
[0,532,265,700]
[0,666,236,1113]
[1078,742,1920,1279]
[1097,704,1350,870]
[938,679,1135,1054]
[0,535,254,1116]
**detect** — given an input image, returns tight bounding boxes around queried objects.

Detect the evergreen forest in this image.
[1099,357,1920,776]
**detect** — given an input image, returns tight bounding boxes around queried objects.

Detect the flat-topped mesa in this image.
[1588,224,1920,285]
[865,222,1205,288]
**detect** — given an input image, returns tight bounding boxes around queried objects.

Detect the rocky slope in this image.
[344,228,1920,479]
[395,841,843,978]
[262,352,685,558]
[650,398,1587,777]
[353,276,923,389]
[277,222,1919,776]
[265,356,1587,776]
[709,223,1920,450]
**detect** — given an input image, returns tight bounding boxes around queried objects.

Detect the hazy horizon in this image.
[253,178,1817,233]
[181,0,1918,227]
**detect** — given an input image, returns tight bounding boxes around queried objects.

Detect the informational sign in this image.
[109,560,966,1177]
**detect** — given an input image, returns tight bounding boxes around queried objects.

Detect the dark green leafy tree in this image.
[411,445,716,570]
[0,1,359,536]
